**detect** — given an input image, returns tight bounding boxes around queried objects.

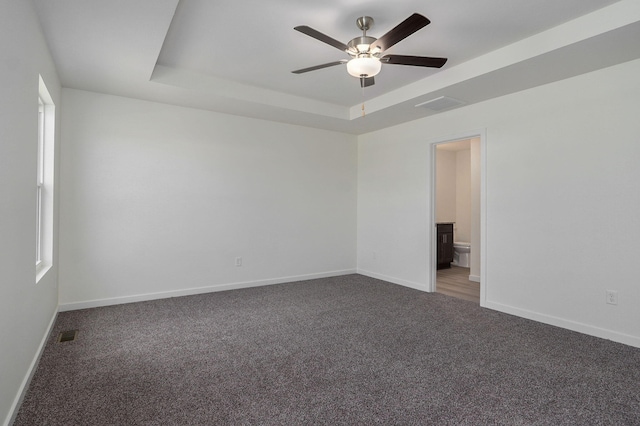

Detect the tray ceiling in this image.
[34,0,640,134]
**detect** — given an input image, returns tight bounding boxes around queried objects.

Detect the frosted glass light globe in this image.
[347,57,382,78]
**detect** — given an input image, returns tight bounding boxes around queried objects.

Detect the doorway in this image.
[431,132,485,305]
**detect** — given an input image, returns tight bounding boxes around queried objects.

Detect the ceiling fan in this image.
[292,13,447,88]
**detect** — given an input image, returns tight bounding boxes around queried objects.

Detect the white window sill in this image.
[36,262,52,283]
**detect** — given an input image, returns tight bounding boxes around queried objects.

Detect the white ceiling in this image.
[33,0,640,134]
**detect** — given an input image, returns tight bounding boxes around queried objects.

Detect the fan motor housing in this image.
[347,36,379,56]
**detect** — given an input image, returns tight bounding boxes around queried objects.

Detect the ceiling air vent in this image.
[57,330,78,343]
[415,96,466,112]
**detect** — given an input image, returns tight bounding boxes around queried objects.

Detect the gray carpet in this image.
[14,274,640,425]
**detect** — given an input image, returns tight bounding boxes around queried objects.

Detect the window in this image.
[36,76,55,282]
[36,97,44,265]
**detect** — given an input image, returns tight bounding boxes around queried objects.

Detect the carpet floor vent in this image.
[57,330,78,343]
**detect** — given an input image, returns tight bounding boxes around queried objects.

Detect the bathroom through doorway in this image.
[432,135,483,304]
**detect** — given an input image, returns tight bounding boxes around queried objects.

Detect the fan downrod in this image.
[349,16,378,54]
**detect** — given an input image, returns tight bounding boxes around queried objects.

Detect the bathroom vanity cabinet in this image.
[436,223,454,269]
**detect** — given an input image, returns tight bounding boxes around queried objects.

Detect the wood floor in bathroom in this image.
[436,266,480,303]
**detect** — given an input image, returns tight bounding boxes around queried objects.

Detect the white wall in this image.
[358,58,640,347]
[435,150,456,223]
[0,1,61,424]
[58,89,358,308]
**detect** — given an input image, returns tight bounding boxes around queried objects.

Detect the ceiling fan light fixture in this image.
[292,13,447,88]
[347,57,381,78]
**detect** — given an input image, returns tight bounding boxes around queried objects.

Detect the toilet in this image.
[453,242,471,268]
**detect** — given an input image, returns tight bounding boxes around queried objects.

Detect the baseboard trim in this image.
[58,269,357,312]
[5,308,58,426]
[357,269,430,293]
[484,300,640,349]
[469,275,480,283]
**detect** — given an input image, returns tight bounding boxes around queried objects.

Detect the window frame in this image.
[36,97,45,267]
[36,76,55,282]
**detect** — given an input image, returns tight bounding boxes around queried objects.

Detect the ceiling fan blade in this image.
[291,60,348,74]
[360,76,375,88]
[373,13,430,52]
[294,26,349,52]
[381,55,447,68]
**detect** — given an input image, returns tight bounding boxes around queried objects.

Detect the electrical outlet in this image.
[606,290,618,305]
[235,257,242,267]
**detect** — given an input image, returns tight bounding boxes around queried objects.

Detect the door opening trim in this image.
[428,129,487,307]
